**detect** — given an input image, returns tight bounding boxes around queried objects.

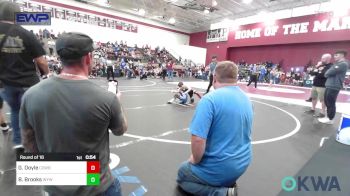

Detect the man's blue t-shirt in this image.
[189,86,253,186]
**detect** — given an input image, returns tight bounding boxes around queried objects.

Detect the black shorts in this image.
[188,90,194,98]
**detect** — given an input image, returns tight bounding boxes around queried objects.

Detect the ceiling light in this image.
[331,0,350,17]
[222,19,240,30]
[261,12,275,25]
[231,21,240,31]
[212,0,218,7]
[331,0,350,8]
[94,0,111,7]
[204,9,210,14]
[258,11,267,17]
[169,17,176,24]
[222,18,232,24]
[333,9,349,17]
[210,19,239,30]
[264,17,275,25]
[138,8,145,16]
[243,0,253,4]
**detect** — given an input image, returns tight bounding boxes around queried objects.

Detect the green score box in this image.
[87,174,100,186]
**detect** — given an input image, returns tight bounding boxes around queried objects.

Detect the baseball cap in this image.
[0,1,20,22]
[56,32,94,61]
[334,50,347,57]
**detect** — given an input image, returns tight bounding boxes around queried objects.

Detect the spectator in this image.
[106,60,115,81]
[177,61,253,196]
[48,37,55,56]
[304,54,332,117]
[0,1,49,152]
[259,65,266,82]
[43,28,50,39]
[247,64,258,88]
[20,32,127,195]
[167,59,174,80]
[319,50,349,124]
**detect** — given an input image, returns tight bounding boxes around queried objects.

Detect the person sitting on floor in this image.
[167,90,188,105]
[167,82,201,104]
[177,82,201,103]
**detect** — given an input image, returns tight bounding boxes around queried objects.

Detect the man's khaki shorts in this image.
[311,86,326,101]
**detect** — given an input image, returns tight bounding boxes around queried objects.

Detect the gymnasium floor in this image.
[0,77,349,196]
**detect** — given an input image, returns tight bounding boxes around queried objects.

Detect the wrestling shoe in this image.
[318,117,334,124]
[13,145,25,155]
[1,124,10,133]
[305,98,312,102]
[227,184,238,196]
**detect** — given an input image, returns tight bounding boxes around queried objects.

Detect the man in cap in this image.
[318,50,349,124]
[20,32,127,196]
[0,1,49,151]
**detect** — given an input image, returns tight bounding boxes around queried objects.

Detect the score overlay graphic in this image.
[16,153,100,186]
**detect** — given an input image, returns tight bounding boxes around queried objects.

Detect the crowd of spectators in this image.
[30,29,350,89]
[237,61,314,86]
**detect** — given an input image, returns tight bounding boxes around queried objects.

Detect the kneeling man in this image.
[177,61,254,196]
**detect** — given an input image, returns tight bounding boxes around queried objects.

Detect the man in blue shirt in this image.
[205,56,217,93]
[177,61,253,196]
[259,65,266,82]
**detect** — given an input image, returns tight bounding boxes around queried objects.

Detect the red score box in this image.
[87,161,100,174]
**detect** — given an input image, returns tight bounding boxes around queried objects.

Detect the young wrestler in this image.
[167,82,201,104]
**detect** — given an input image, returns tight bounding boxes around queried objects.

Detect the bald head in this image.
[321,53,332,64]
[214,61,238,84]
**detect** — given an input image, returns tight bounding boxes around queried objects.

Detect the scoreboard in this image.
[16,153,100,186]
[206,28,228,43]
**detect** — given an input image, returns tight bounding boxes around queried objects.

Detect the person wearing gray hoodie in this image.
[318,50,349,124]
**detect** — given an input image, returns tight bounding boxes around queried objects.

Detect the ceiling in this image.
[89,0,332,33]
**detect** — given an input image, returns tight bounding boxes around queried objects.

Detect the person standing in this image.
[259,65,266,83]
[269,67,277,87]
[167,59,174,80]
[20,32,127,196]
[106,60,115,81]
[319,51,349,124]
[177,61,253,196]
[247,64,258,88]
[48,37,55,56]
[0,1,49,151]
[161,61,167,81]
[304,54,332,117]
[205,56,217,93]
